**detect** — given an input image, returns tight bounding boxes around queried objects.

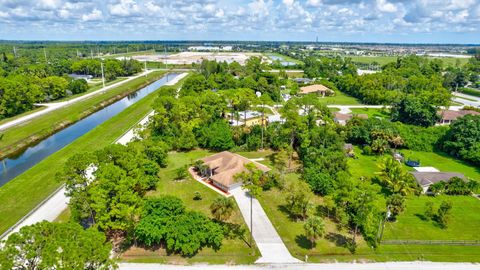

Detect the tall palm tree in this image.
[377,157,416,195]
[304,216,325,248]
[210,196,235,222]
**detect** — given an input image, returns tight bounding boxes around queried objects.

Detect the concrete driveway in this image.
[230,187,302,264]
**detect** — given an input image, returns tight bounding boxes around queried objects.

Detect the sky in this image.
[0,0,479,44]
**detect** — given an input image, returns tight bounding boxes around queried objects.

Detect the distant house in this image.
[293,78,313,84]
[227,110,267,127]
[299,84,333,97]
[437,109,480,125]
[200,151,271,192]
[333,112,368,126]
[410,171,466,193]
[68,74,93,81]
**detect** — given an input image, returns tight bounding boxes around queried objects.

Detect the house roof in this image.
[201,151,270,187]
[333,112,353,121]
[439,110,480,121]
[410,172,466,187]
[299,84,331,94]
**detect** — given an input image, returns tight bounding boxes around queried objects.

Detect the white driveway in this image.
[0,69,155,131]
[230,187,302,264]
[453,92,480,107]
[119,262,480,270]
[327,105,388,114]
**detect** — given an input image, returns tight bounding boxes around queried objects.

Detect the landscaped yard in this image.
[121,150,259,264]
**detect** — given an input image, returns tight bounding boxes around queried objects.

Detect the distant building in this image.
[293,78,313,84]
[410,171,466,193]
[227,111,267,127]
[200,151,270,192]
[333,112,368,126]
[299,84,333,97]
[437,109,480,125]
[68,74,93,81]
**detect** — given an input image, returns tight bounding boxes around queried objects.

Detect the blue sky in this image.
[0,0,479,44]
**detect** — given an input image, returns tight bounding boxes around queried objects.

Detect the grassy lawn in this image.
[383,196,480,241]
[0,71,166,159]
[399,150,480,181]
[0,72,185,235]
[350,108,390,119]
[318,90,362,105]
[121,150,259,264]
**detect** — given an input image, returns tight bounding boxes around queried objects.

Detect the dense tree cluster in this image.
[303,56,357,79]
[135,196,224,255]
[0,221,115,270]
[441,115,480,165]
[336,56,450,122]
[57,142,166,236]
[0,49,142,119]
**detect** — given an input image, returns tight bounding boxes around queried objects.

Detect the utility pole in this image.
[144,60,147,77]
[101,61,106,89]
[13,46,17,57]
[164,46,168,69]
[91,49,93,59]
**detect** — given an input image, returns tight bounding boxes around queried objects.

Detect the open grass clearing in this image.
[318,90,362,105]
[0,71,166,158]
[0,72,185,235]
[383,195,480,241]
[121,149,259,264]
[350,108,390,119]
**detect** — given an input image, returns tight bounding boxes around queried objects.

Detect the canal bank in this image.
[0,70,167,161]
[0,73,189,234]
[0,72,179,186]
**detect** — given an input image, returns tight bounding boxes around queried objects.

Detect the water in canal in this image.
[0,73,179,187]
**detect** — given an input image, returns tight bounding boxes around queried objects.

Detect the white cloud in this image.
[376,0,397,12]
[306,0,322,7]
[82,8,102,21]
[109,0,139,17]
[283,0,294,7]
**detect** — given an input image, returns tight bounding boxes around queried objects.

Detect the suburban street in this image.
[453,92,480,107]
[0,69,155,131]
[119,262,480,270]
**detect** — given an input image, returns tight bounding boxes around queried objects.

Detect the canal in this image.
[0,73,179,187]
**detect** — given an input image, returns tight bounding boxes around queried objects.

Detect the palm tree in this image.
[210,196,235,222]
[303,216,325,248]
[377,157,417,195]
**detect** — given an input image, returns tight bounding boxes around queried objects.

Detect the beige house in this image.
[437,110,480,125]
[299,84,333,97]
[410,171,466,193]
[333,112,368,126]
[200,151,270,192]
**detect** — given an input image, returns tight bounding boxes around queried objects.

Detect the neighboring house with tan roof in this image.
[200,151,270,192]
[410,171,466,193]
[437,109,480,125]
[333,112,368,126]
[299,84,333,97]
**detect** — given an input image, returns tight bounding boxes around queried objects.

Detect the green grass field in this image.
[0,72,186,235]
[383,196,480,241]
[348,56,469,67]
[350,108,390,119]
[121,150,258,264]
[0,71,166,159]
[318,91,362,105]
[266,53,304,65]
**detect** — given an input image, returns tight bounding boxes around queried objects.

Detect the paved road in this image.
[0,73,187,241]
[453,92,480,108]
[0,69,155,131]
[119,262,480,270]
[230,187,301,264]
